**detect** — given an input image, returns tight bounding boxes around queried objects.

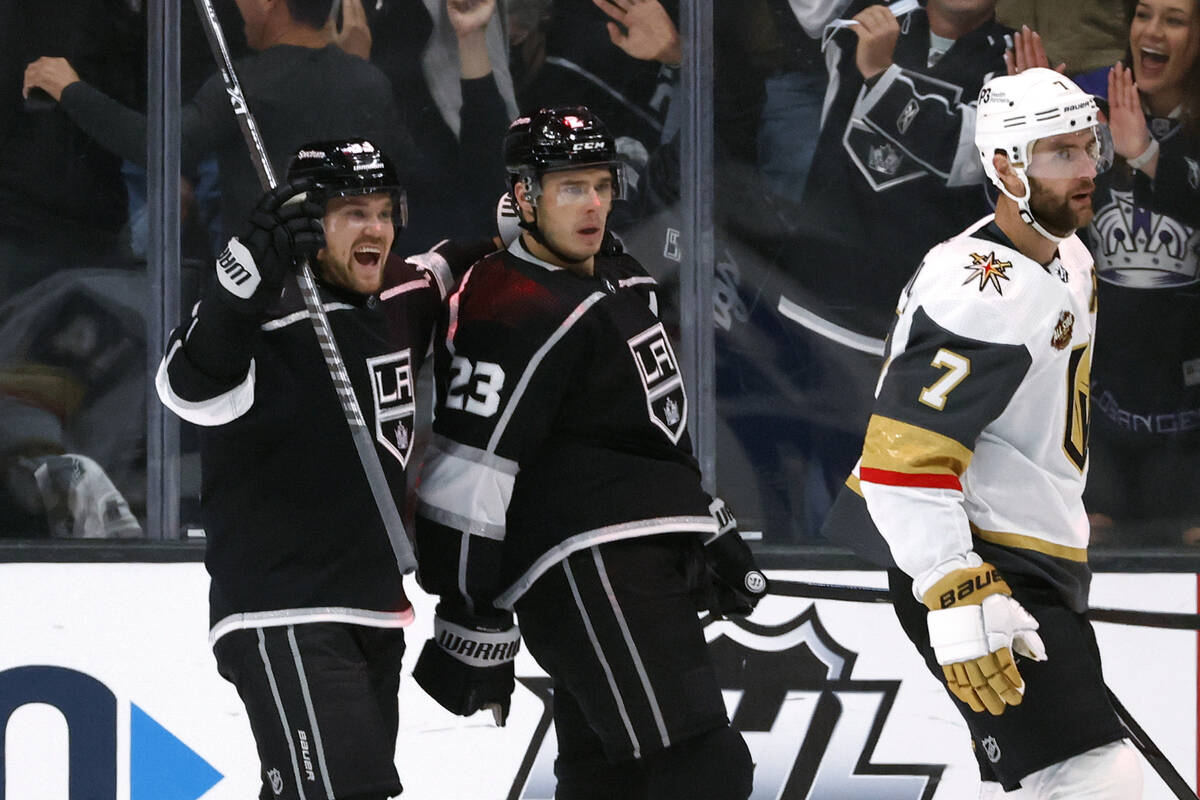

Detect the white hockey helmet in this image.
[975,68,1112,242]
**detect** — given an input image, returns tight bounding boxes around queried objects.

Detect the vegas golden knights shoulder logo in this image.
[367,349,416,467]
[627,323,688,443]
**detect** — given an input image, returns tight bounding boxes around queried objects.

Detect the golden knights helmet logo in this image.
[506,609,944,799]
[628,323,688,443]
[366,349,417,467]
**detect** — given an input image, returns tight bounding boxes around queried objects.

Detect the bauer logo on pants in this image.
[627,323,687,443]
[367,350,416,468]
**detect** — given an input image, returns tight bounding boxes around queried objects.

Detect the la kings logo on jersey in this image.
[506,609,944,799]
[366,350,416,467]
[627,323,687,443]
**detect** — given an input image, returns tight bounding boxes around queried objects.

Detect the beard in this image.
[1028,176,1096,236]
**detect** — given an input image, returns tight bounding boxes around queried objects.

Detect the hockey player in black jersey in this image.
[156,139,495,800]
[825,70,1142,797]
[412,106,766,800]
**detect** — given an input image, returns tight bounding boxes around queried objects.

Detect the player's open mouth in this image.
[578,226,601,237]
[353,245,383,268]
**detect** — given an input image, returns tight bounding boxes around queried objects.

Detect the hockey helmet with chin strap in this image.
[503,106,628,209]
[286,139,408,229]
[975,68,1112,243]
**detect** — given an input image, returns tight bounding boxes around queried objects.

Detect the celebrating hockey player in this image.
[156,139,494,800]
[411,106,766,800]
[823,69,1142,797]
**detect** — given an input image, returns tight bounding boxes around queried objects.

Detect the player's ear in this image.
[513,179,536,225]
[992,151,1026,198]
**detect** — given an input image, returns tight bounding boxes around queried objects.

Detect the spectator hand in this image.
[329,0,372,60]
[448,0,497,38]
[850,5,900,81]
[215,179,325,316]
[413,602,520,726]
[22,57,81,103]
[923,562,1046,716]
[593,0,682,67]
[1003,25,1066,75]
[1108,61,1154,163]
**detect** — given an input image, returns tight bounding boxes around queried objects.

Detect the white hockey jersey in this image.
[825,216,1097,611]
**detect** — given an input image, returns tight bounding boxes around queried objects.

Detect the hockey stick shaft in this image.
[766,578,1200,630]
[1107,687,1199,799]
[190,0,416,574]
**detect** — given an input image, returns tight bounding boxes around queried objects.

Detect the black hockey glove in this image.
[413,602,520,726]
[213,178,325,317]
[699,498,769,618]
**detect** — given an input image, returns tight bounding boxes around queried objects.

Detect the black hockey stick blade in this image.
[190,0,416,574]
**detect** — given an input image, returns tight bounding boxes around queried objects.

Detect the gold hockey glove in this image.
[922,563,1047,715]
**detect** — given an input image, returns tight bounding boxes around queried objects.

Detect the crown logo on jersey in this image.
[1090,189,1198,288]
[867,142,903,176]
[962,252,1012,294]
[1051,310,1075,350]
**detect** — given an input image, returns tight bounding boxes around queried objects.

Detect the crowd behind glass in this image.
[2,0,1197,550]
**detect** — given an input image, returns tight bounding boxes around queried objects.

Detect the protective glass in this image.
[1026,124,1114,180]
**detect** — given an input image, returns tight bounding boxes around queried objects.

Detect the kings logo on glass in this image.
[627,323,687,443]
[367,350,416,468]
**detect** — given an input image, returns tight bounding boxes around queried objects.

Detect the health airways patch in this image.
[367,349,416,467]
[627,322,688,443]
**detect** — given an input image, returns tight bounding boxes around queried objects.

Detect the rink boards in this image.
[0,564,1194,800]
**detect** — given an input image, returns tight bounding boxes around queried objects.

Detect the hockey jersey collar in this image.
[976,217,1067,275]
[509,235,567,272]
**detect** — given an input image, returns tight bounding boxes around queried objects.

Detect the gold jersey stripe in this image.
[861,414,973,477]
[846,473,863,497]
[970,523,1088,563]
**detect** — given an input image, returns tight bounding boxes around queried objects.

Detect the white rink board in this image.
[0,564,1193,799]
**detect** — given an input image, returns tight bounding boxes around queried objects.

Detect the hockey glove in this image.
[923,562,1047,716]
[213,178,325,317]
[698,498,769,618]
[413,602,520,726]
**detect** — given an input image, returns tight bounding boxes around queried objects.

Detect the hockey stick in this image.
[765,578,1198,796]
[191,0,416,575]
[766,578,1200,630]
[1108,687,1199,799]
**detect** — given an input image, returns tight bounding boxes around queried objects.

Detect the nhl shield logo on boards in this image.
[367,349,416,467]
[627,323,687,443]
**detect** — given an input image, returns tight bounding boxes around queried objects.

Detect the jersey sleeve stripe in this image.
[860,466,963,491]
[860,414,973,476]
[380,277,430,300]
[155,341,256,426]
[403,246,453,299]
[415,438,517,541]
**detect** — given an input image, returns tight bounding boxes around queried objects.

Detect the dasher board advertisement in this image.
[0,565,1193,799]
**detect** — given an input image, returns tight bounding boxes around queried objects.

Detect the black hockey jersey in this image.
[157,241,490,640]
[1085,116,1200,441]
[414,239,717,611]
[789,2,1012,339]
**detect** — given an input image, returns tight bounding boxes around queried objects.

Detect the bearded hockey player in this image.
[156,139,494,800]
[412,106,766,800]
[823,68,1143,797]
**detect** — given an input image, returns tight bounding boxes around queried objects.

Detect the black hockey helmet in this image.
[503,106,627,202]
[286,139,408,229]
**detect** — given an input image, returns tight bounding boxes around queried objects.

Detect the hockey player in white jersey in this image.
[823,68,1143,797]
